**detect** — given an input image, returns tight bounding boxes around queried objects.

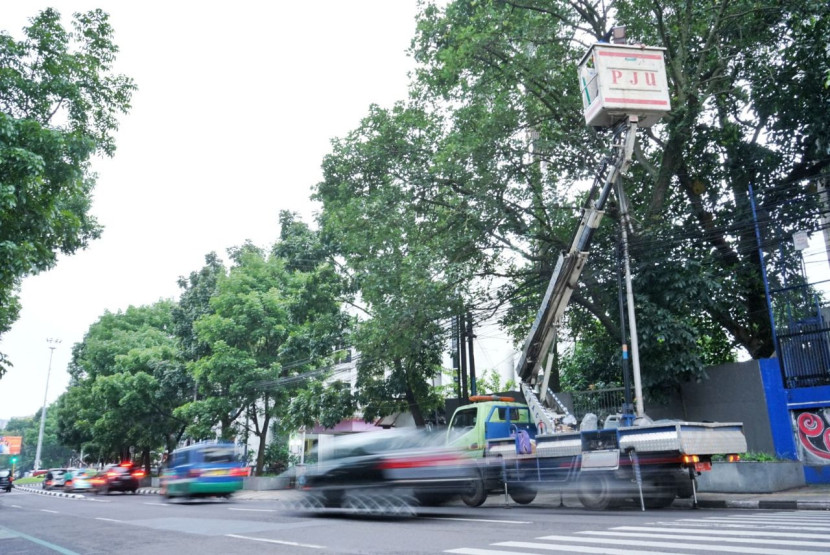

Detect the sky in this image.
[0,0,441,420]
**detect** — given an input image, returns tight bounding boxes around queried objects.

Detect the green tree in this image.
[319,0,829,402]
[184,233,348,475]
[0,9,135,376]
[61,301,190,469]
[316,103,484,426]
[2,409,72,472]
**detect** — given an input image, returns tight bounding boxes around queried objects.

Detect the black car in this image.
[298,429,476,513]
[90,463,143,494]
[0,469,12,492]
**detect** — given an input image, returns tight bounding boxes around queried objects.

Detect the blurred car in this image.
[90,463,145,495]
[298,429,477,511]
[43,468,70,490]
[161,441,247,500]
[63,468,97,493]
[0,469,12,492]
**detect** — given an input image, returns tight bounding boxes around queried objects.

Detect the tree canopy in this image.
[315,0,830,403]
[0,9,135,377]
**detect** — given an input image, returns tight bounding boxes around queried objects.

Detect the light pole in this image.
[34,338,60,471]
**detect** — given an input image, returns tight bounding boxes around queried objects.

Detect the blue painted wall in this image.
[759,358,830,484]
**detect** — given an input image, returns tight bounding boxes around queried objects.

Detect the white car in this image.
[43,468,70,490]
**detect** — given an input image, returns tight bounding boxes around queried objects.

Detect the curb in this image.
[673,497,830,511]
[15,486,86,500]
[16,485,160,498]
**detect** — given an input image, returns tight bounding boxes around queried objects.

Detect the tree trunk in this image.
[255,413,271,476]
[396,358,426,427]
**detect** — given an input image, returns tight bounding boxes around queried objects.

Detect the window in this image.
[450,409,477,431]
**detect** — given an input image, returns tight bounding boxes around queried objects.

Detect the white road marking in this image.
[228,507,277,512]
[447,549,549,555]
[40,509,58,514]
[528,535,825,555]
[95,518,122,523]
[226,533,325,549]
[582,530,830,548]
[615,526,830,540]
[428,517,531,524]
[457,545,677,555]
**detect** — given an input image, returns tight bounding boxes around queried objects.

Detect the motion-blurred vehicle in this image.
[298,429,477,510]
[90,463,144,494]
[63,468,97,493]
[43,468,70,490]
[161,441,247,500]
[0,469,12,492]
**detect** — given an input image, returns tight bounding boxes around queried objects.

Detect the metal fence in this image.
[771,283,830,389]
[777,317,830,389]
[569,387,626,424]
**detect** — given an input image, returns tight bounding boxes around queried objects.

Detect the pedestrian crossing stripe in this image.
[617,525,830,539]
[446,512,830,555]
[525,534,826,554]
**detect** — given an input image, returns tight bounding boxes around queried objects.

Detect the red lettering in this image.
[629,72,639,85]
[611,70,623,84]
[645,72,657,86]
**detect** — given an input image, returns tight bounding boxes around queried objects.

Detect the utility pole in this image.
[466,312,477,396]
[459,314,469,401]
[35,338,60,471]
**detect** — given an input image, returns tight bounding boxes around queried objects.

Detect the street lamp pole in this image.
[34,338,60,471]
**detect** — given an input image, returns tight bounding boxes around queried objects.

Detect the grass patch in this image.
[14,476,44,485]
[712,451,780,462]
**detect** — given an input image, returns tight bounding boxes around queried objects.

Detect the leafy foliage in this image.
[317,0,829,407]
[0,9,135,376]
[59,301,190,464]
[179,218,350,474]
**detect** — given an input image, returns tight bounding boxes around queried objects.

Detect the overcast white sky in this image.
[0,0,437,420]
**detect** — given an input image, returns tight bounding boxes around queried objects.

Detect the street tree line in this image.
[51,213,353,475]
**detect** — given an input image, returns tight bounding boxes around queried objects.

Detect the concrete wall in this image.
[644,360,775,454]
[696,461,806,493]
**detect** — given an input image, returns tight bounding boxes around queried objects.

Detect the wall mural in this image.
[794,409,830,463]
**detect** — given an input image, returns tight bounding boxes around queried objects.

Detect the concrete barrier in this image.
[696,461,805,493]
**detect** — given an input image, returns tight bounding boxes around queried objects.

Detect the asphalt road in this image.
[2,488,830,554]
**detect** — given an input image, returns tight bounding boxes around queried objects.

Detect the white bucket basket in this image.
[578,43,671,128]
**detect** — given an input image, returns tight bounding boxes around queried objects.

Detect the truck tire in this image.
[461,478,487,507]
[577,473,615,510]
[643,480,677,509]
[508,486,537,505]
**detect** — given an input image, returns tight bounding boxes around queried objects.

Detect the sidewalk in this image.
[677,484,830,511]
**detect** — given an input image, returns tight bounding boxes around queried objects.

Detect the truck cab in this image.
[446,398,536,457]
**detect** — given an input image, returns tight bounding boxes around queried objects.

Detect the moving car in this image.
[298,428,477,511]
[90,463,144,494]
[0,469,12,492]
[63,468,97,493]
[161,441,247,500]
[43,468,70,490]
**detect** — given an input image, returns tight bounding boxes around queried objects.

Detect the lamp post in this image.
[34,338,60,471]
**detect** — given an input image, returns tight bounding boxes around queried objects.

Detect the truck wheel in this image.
[461,478,487,507]
[643,480,677,509]
[577,473,615,510]
[508,486,537,505]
